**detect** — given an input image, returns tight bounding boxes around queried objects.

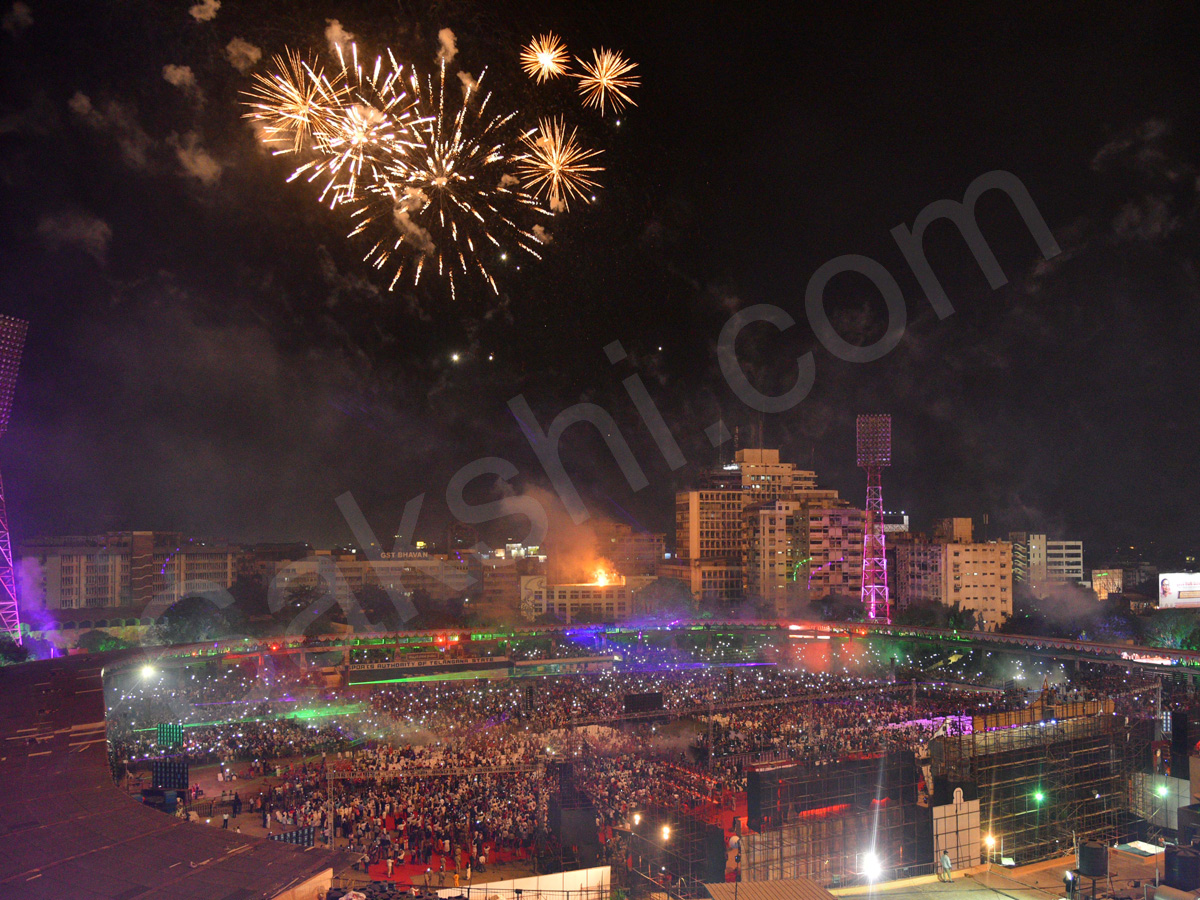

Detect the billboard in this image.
[1159,573,1200,608]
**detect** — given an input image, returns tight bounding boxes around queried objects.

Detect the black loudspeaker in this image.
[1172,712,1190,753]
[1180,806,1200,846]
[524,684,534,711]
[555,806,600,851]
[704,825,727,883]
[1077,841,1107,878]
[1166,848,1200,891]
[1172,712,1190,777]
[624,692,664,714]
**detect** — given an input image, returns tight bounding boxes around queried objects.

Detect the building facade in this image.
[894,522,1013,629]
[805,506,866,598]
[20,532,238,611]
[518,574,657,623]
[1010,532,1084,596]
[594,521,666,576]
[730,448,818,506]
[1090,569,1124,601]
[674,487,743,603]
[895,536,945,606]
[942,541,1013,630]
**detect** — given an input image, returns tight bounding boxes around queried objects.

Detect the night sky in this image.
[1,1,1197,564]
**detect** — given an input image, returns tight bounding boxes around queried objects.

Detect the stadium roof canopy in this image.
[0,653,349,900]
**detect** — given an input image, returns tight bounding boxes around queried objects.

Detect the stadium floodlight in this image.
[0,315,28,644]
[857,415,892,623]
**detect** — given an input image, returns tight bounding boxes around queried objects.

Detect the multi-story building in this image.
[265,551,474,606]
[469,555,545,620]
[743,497,864,613]
[1046,540,1084,585]
[894,523,1013,629]
[730,448,818,506]
[743,499,809,611]
[594,521,666,576]
[942,541,1012,630]
[895,536,945,606]
[20,532,238,611]
[518,574,657,623]
[1010,532,1084,596]
[934,518,974,543]
[1091,569,1124,601]
[673,487,743,604]
[806,506,866,597]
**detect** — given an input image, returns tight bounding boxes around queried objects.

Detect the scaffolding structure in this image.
[930,706,1155,864]
[740,752,930,885]
[626,802,722,900]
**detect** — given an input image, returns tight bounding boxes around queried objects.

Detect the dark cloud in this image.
[36,211,112,262]
[2,1,31,35]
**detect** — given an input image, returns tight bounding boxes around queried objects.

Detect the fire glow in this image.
[592,568,624,587]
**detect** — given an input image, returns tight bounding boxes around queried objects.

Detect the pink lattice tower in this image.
[0,316,28,643]
[856,414,891,622]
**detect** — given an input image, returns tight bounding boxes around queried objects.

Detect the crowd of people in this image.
[104,647,1170,891]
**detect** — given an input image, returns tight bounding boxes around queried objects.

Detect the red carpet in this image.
[364,847,528,886]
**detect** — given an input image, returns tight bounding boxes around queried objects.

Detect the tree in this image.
[0,633,29,665]
[809,593,866,622]
[635,578,696,620]
[150,593,237,645]
[75,629,135,653]
[894,601,976,632]
[1143,609,1200,650]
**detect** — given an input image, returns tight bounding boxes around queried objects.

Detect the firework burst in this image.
[243,50,347,153]
[245,33,634,297]
[520,33,570,83]
[350,61,550,297]
[574,48,638,115]
[517,117,603,212]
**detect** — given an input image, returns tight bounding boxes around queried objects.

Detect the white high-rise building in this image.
[1010,532,1084,596]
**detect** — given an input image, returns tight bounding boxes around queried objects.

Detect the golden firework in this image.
[353,61,550,295]
[520,33,570,83]
[518,117,602,212]
[574,48,638,115]
[243,50,346,153]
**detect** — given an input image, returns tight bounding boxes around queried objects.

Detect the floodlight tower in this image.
[0,316,28,644]
[857,414,891,622]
